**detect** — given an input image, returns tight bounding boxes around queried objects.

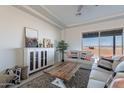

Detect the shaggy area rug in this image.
[19,68,91,88]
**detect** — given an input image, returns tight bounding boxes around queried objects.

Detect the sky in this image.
[83,35,122,47]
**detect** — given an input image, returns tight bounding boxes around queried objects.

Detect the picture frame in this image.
[24,27,38,47]
[43,38,51,48]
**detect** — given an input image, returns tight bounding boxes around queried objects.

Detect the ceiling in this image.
[14,5,124,29]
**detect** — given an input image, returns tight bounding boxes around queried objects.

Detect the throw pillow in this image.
[0,74,14,88]
[6,67,21,84]
[14,67,21,84]
[119,56,124,62]
[101,57,113,63]
[15,66,28,80]
[115,61,124,72]
[66,51,71,58]
[111,78,124,88]
[112,60,121,71]
[97,59,113,71]
[70,51,79,58]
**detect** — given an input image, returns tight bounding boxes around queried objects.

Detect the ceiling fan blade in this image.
[77,5,83,12]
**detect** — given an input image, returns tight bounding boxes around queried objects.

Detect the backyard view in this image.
[82,31,122,57]
[84,47,122,57]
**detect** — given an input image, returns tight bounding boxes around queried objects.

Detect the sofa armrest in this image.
[101,57,114,63]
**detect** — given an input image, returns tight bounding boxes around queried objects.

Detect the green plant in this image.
[57,40,68,62]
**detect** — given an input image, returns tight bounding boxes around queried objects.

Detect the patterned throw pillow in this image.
[6,67,21,84]
[15,66,28,80]
[97,59,113,71]
[13,67,21,84]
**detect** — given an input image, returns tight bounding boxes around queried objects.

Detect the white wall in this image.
[64,18,124,50]
[0,6,61,72]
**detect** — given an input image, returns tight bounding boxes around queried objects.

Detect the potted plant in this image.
[57,40,68,62]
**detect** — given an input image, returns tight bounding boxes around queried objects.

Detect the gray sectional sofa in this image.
[87,56,124,88]
[64,50,94,69]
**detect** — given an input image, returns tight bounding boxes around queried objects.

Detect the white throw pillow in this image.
[112,60,121,71]
[70,50,79,58]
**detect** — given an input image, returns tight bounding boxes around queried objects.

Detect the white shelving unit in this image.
[23,48,54,74]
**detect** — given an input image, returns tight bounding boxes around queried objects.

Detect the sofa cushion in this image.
[79,51,93,61]
[65,50,79,59]
[97,59,112,71]
[89,69,112,82]
[92,62,113,74]
[87,79,105,88]
[65,58,78,62]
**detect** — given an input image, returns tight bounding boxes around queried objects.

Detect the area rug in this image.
[19,68,91,88]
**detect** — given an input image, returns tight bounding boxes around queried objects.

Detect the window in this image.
[82,32,99,56]
[82,29,123,57]
[100,31,114,57]
[115,35,123,56]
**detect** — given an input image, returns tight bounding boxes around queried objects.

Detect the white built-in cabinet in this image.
[24,48,54,74]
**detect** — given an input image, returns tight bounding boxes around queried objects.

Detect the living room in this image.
[0,1,124,91]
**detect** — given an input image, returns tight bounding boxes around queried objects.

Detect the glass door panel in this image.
[115,35,122,56]
[100,36,113,57]
[82,29,123,57]
[82,32,99,57]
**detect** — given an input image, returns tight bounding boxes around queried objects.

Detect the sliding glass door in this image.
[100,31,114,57]
[82,32,99,56]
[115,34,123,56]
[82,29,123,57]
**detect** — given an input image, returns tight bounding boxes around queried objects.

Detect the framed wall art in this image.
[24,27,38,47]
[43,38,52,48]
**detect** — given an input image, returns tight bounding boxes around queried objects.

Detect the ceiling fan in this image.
[76,5,98,16]
[75,5,83,16]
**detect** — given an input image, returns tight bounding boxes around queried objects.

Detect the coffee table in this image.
[43,62,81,88]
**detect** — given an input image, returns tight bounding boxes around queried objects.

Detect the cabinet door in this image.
[30,51,34,71]
[41,51,44,67]
[44,50,47,66]
[35,51,39,69]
